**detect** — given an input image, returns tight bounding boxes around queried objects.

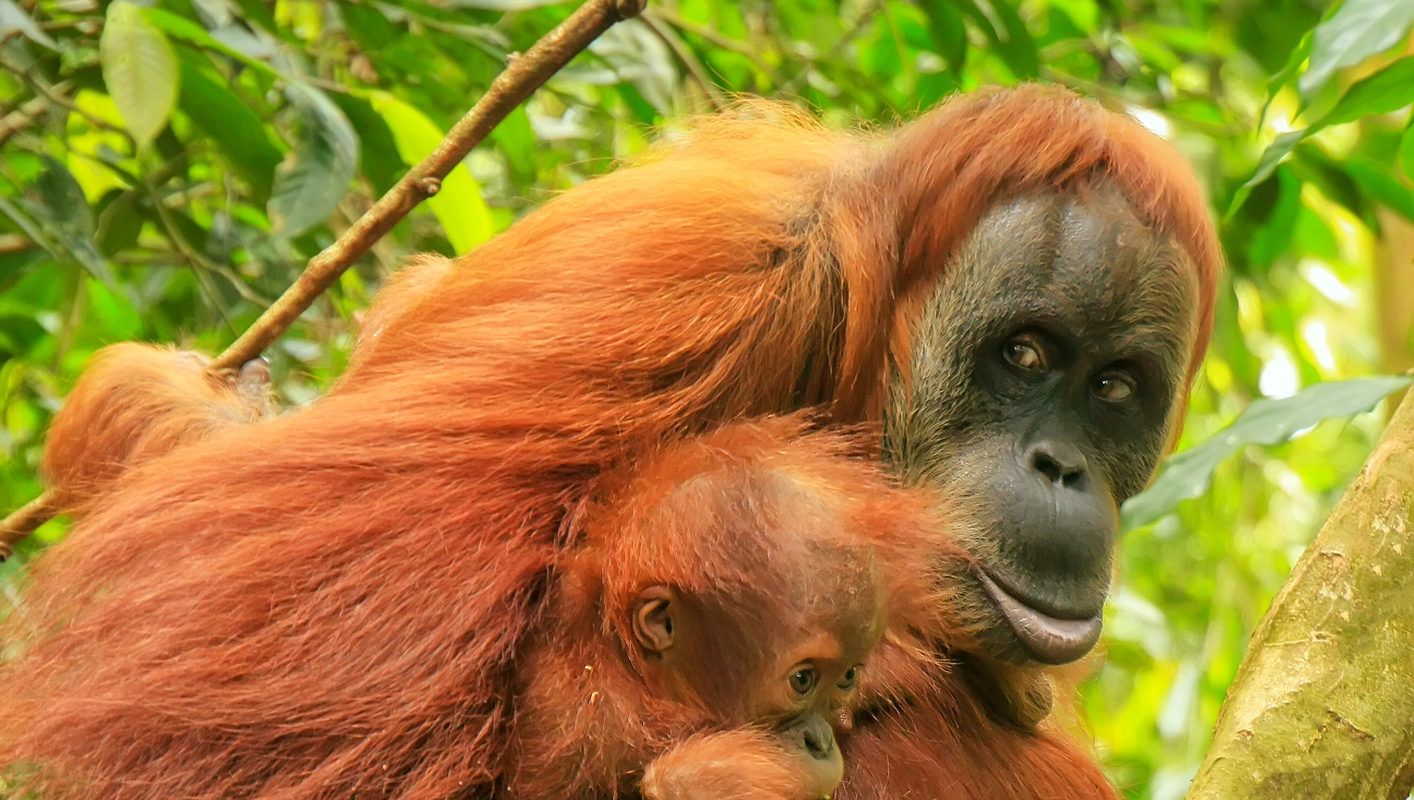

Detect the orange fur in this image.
[1,86,1215,799]
[41,343,275,513]
[507,418,932,799]
[642,729,825,800]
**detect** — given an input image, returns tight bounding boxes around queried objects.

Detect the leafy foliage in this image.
[0,0,1410,796]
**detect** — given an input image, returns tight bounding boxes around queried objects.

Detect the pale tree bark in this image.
[1186,390,1414,800]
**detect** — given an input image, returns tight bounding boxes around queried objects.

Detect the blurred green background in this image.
[2,0,1412,797]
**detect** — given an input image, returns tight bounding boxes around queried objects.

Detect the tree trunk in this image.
[1186,390,1414,800]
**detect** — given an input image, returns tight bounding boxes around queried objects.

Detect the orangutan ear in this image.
[632,585,677,653]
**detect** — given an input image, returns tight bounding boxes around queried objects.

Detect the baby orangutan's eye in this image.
[788,667,818,696]
[837,665,862,691]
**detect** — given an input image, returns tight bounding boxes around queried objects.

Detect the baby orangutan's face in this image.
[630,536,887,798]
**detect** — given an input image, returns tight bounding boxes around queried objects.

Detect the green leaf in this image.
[32,159,116,287]
[1229,130,1304,216]
[176,53,282,201]
[268,86,359,240]
[329,93,404,195]
[34,158,93,240]
[1235,57,1414,215]
[99,1,179,150]
[1299,0,1414,102]
[960,0,1038,78]
[1345,157,1414,222]
[368,92,493,253]
[1,159,119,288]
[1401,118,1414,180]
[1319,56,1414,127]
[1122,376,1414,530]
[919,0,968,73]
[144,7,285,83]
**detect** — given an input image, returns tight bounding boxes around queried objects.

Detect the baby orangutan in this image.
[506,418,939,800]
[40,343,275,514]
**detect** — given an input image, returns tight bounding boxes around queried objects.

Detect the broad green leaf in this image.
[1345,157,1414,222]
[368,92,493,253]
[1229,130,1304,216]
[177,53,282,201]
[329,93,404,195]
[1299,0,1414,102]
[1122,376,1414,530]
[268,86,359,239]
[34,158,92,239]
[99,1,179,150]
[0,0,56,49]
[919,0,967,73]
[94,192,145,256]
[1319,56,1414,127]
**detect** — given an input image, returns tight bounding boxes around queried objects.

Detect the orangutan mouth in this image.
[973,568,1103,665]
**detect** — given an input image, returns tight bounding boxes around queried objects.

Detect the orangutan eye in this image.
[789,667,818,696]
[1002,334,1048,373]
[837,665,862,691]
[1093,370,1136,403]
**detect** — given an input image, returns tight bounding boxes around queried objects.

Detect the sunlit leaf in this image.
[1299,0,1414,103]
[177,54,282,201]
[1122,376,1414,530]
[368,91,494,252]
[1237,57,1414,215]
[268,86,359,239]
[99,1,179,150]
[1319,56,1414,127]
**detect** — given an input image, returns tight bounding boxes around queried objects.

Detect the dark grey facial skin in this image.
[884,185,1200,665]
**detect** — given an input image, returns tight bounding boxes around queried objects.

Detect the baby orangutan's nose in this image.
[801,718,835,761]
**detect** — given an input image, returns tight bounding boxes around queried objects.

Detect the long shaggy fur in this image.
[1,85,1218,799]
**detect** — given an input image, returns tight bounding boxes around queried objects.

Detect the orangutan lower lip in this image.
[973,568,1103,665]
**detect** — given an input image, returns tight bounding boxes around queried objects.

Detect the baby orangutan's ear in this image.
[632,585,677,653]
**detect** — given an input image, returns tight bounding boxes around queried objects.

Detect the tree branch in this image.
[1186,390,1414,800]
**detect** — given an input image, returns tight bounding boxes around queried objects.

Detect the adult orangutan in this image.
[0,84,1219,798]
